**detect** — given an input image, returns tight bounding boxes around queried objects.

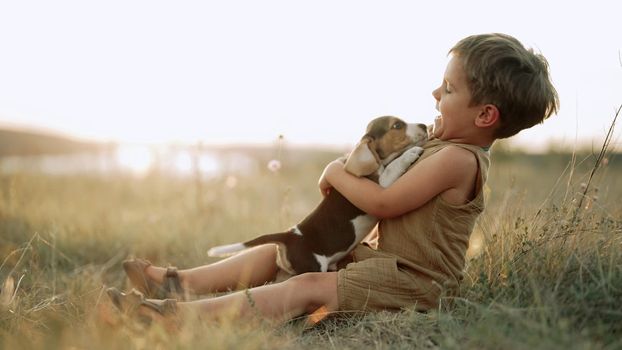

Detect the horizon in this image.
[1,122,619,156]
[1,1,621,153]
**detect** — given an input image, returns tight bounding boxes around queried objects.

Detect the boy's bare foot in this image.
[122,258,187,300]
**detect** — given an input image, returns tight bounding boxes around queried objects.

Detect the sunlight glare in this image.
[116,145,153,176]
[168,151,220,177]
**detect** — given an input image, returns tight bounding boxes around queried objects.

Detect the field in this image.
[1,145,621,349]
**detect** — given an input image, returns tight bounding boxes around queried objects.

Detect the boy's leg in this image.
[144,244,279,294]
[172,272,339,324]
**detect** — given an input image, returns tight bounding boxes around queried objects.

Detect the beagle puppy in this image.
[208,116,428,274]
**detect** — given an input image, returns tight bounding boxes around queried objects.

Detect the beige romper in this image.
[336,139,490,312]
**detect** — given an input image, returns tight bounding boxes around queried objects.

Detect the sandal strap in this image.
[124,258,188,301]
[141,298,177,316]
[163,267,185,299]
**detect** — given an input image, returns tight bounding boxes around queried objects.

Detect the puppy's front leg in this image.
[379,146,424,187]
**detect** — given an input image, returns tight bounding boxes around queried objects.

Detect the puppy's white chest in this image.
[351,214,377,241]
[312,214,378,272]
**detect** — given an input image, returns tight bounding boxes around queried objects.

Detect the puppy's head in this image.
[345,116,428,177]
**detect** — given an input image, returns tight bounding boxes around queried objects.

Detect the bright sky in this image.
[0,1,620,151]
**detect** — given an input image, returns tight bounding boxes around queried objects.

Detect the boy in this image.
[107,33,559,323]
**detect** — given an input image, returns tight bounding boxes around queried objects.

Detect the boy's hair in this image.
[450,33,559,139]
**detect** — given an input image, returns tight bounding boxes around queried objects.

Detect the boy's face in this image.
[431,55,484,142]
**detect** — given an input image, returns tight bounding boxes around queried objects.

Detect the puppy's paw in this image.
[378,146,423,188]
[399,146,424,165]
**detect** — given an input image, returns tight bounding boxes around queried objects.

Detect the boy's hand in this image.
[318,160,344,197]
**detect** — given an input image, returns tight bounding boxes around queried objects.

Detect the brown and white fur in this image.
[207,116,428,274]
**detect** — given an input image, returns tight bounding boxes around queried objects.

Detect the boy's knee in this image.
[286,272,339,310]
[289,272,333,286]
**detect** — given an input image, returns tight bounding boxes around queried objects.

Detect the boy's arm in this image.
[319,146,478,219]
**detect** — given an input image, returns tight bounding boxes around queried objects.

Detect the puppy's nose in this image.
[416,123,427,132]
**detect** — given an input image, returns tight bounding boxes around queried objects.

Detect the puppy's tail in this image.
[207,232,293,257]
[207,243,248,257]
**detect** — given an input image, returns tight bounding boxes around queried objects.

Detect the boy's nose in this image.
[432,87,440,101]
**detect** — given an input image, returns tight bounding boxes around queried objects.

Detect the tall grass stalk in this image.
[568,104,620,230]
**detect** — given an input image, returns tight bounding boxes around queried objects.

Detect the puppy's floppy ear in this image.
[344,138,380,177]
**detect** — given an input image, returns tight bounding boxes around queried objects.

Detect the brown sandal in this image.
[106,287,178,326]
[122,258,187,300]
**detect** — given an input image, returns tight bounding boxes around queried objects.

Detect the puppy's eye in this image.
[392,122,404,130]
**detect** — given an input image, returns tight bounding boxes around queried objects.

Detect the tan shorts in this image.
[272,244,440,313]
[336,244,439,312]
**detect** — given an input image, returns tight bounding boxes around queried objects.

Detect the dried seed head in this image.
[267,159,282,172]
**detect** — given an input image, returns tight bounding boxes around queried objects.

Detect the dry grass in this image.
[1,130,621,348]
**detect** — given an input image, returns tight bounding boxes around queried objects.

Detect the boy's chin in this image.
[432,116,443,138]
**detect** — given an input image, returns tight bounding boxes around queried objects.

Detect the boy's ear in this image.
[475,104,500,128]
